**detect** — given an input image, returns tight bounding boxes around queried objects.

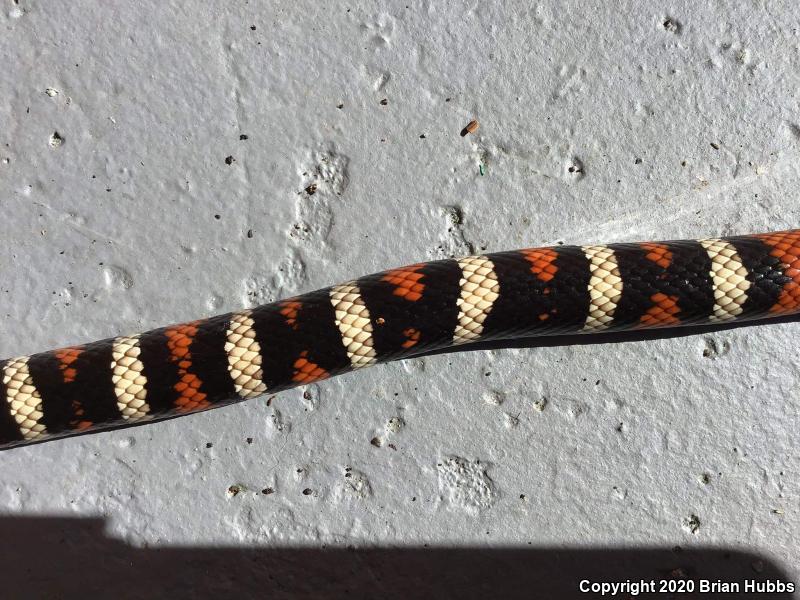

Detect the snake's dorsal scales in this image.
[2,230,798,449]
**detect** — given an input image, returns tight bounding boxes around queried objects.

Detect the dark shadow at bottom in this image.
[414,314,800,359]
[0,517,793,599]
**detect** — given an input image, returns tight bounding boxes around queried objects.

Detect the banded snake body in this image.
[2,230,799,450]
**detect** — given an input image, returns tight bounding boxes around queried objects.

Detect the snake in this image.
[1,229,798,450]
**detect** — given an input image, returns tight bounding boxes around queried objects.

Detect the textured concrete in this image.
[1,1,799,596]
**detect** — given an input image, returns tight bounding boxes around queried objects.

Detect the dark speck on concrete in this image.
[663,18,681,34]
[225,155,235,165]
[49,131,64,148]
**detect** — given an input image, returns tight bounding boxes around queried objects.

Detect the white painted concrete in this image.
[0,1,798,595]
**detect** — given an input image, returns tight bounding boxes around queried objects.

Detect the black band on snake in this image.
[1,230,798,450]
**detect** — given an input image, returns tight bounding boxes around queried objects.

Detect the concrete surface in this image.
[1,0,799,596]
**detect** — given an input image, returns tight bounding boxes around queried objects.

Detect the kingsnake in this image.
[1,230,799,450]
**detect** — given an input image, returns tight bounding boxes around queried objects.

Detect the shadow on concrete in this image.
[414,314,800,359]
[0,516,793,599]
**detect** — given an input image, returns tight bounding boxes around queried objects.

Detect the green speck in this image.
[479,163,485,176]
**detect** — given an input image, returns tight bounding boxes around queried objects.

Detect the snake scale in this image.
[1,229,799,450]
